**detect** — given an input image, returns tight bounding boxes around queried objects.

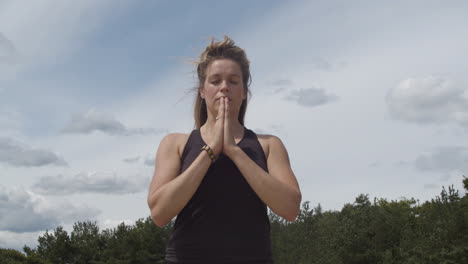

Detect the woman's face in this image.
[200,59,246,117]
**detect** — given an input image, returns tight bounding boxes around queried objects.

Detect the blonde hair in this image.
[193,35,252,129]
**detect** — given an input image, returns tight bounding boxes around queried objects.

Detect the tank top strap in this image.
[238,128,269,172]
[179,129,203,168]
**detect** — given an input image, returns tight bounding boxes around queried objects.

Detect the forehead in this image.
[206,59,242,77]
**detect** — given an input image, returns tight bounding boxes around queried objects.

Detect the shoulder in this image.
[254,132,286,160]
[159,132,191,157]
[255,133,292,170]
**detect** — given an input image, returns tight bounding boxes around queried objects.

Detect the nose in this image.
[220,80,230,92]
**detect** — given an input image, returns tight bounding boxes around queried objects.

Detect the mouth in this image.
[217,96,231,101]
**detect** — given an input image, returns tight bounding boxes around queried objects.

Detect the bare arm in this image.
[148,98,225,227]
[147,133,213,227]
[226,135,302,222]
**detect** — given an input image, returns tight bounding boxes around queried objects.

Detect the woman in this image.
[147,36,302,264]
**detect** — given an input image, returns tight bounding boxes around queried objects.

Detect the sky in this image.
[1,0,468,251]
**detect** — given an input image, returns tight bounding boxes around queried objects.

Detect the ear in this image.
[242,87,248,100]
[199,86,205,99]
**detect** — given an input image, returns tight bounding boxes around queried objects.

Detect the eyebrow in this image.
[208,73,241,78]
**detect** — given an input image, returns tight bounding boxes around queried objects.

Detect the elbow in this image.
[150,208,168,228]
[284,208,300,222]
[286,191,302,222]
[275,190,301,222]
[148,189,173,228]
[285,215,298,222]
[148,197,168,228]
[285,210,300,222]
[151,215,166,228]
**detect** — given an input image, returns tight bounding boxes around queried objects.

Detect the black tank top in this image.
[165,127,274,263]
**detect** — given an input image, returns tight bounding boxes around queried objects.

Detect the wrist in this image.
[201,144,217,163]
[224,145,241,159]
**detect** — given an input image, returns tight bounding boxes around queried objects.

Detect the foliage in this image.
[2,177,467,264]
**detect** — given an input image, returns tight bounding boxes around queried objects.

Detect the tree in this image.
[4,177,466,264]
[70,221,103,263]
[0,248,26,264]
[36,226,73,263]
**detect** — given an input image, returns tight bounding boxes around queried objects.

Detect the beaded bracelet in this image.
[201,144,216,163]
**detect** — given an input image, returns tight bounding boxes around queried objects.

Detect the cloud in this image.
[284,88,338,107]
[62,109,167,136]
[423,183,439,189]
[0,185,100,233]
[0,0,128,69]
[269,79,293,86]
[252,128,268,134]
[144,155,155,167]
[0,137,68,167]
[386,76,468,126]
[440,174,451,182]
[308,57,334,71]
[252,124,286,136]
[123,156,140,163]
[265,80,293,95]
[413,146,468,173]
[0,107,22,136]
[0,230,42,251]
[32,171,150,195]
[395,160,411,167]
[0,32,17,64]
[62,109,126,135]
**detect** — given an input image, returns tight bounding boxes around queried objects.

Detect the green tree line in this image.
[1,177,467,264]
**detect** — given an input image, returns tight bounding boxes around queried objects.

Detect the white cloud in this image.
[307,57,336,71]
[0,186,57,233]
[268,79,293,87]
[0,185,100,233]
[0,230,42,251]
[440,174,452,182]
[123,156,140,163]
[423,183,439,190]
[62,109,126,135]
[62,109,167,136]
[32,171,150,195]
[251,124,286,137]
[0,137,68,167]
[386,76,468,126]
[414,146,468,173]
[284,88,338,107]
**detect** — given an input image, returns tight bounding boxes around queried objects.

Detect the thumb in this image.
[216,97,224,124]
[224,97,230,129]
